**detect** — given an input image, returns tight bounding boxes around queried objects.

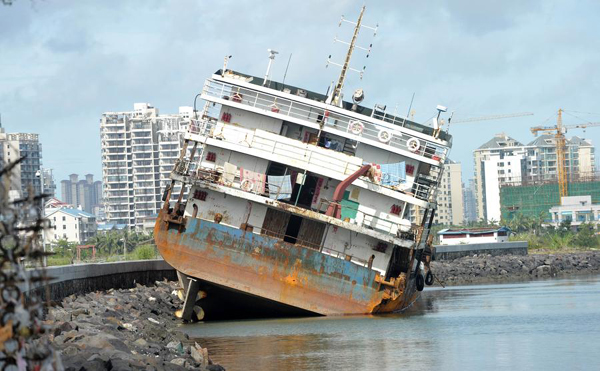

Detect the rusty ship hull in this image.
[155,210,420,316]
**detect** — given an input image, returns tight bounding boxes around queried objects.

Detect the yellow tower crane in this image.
[530,109,600,204]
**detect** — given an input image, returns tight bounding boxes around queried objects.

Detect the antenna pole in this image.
[282,53,292,90]
[331,5,365,106]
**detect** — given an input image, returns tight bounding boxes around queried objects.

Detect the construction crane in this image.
[449,111,534,124]
[530,108,600,203]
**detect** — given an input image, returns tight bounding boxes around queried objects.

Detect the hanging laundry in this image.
[380,162,406,186]
[311,177,324,205]
[267,175,293,200]
[240,168,266,194]
[222,162,237,185]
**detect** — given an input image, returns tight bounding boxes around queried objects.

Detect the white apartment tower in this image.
[473,134,528,223]
[434,160,464,225]
[100,103,191,230]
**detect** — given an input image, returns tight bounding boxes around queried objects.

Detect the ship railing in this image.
[202,79,448,164]
[185,121,437,202]
[185,166,431,211]
[182,167,407,241]
[315,198,403,236]
[250,226,370,268]
[203,219,368,267]
[187,167,295,201]
[320,249,370,269]
[258,226,322,251]
[189,118,217,136]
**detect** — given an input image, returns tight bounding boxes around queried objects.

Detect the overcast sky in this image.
[2,0,599,198]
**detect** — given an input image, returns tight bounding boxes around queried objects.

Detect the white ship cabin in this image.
[172,69,452,274]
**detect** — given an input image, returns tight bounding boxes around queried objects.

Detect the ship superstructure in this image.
[155,8,452,319]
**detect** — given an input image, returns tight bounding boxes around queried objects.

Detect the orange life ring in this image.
[349,120,364,135]
[241,179,254,192]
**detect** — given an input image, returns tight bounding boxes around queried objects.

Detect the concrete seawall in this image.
[26,260,177,302]
[434,241,528,260]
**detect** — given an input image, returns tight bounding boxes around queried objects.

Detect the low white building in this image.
[438,227,511,245]
[45,208,97,244]
[549,196,600,228]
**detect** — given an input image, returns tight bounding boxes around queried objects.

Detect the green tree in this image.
[54,239,76,259]
[574,223,599,248]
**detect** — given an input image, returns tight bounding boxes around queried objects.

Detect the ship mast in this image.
[331,6,365,106]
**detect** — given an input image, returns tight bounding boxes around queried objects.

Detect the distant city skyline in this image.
[2,1,600,188]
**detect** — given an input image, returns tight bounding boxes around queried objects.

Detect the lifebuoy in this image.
[425,271,434,286]
[241,179,254,192]
[378,129,392,143]
[407,137,420,152]
[349,120,364,135]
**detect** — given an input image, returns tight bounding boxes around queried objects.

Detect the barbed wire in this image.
[0,157,61,369]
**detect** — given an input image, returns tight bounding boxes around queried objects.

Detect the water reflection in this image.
[182,275,600,371]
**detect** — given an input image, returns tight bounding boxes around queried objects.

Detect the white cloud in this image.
[1,0,599,189]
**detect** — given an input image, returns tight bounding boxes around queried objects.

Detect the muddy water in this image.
[183,275,600,371]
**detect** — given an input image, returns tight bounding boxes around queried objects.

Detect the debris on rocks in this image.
[43,280,225,370]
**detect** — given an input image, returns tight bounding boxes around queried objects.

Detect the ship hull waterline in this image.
[155,210,420,316]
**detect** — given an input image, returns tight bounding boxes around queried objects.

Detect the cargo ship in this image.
[155,7,452,320]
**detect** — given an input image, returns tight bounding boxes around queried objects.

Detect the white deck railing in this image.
[201,78,449,164]
[186,121,435,202]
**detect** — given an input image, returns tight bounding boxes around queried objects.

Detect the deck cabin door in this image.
[296,219,326,250]
[261,208,291,239]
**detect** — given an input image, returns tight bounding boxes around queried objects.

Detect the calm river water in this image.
[183,275,600,371]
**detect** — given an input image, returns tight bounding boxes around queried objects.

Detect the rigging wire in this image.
[563,109,600,116]
[563,110,597,124]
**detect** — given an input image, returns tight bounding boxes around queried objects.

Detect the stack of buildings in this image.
[473,133,597,222]
[0,125,55,199]
[100,103,192,230]
[60,174,102,215]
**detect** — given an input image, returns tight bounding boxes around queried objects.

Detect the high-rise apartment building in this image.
[41,168,56,198]
[434,161,464,225]
[0,126,43,199]
[60,173,102,214]
[473,133,596,222]
[462,179,478,224]
[525,134,595,182]
[100,103,191,230]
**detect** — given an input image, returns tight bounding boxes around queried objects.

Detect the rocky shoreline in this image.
[431,251,600,286]
[44,280,225,371]
[42,251,600,369]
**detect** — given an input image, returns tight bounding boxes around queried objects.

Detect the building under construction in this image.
[500,174,600,221]
[479,109,599,223]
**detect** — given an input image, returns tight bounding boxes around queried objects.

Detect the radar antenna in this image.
[326,5,377,107]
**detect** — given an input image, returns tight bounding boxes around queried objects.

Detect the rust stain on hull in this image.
[155,210,417,315]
